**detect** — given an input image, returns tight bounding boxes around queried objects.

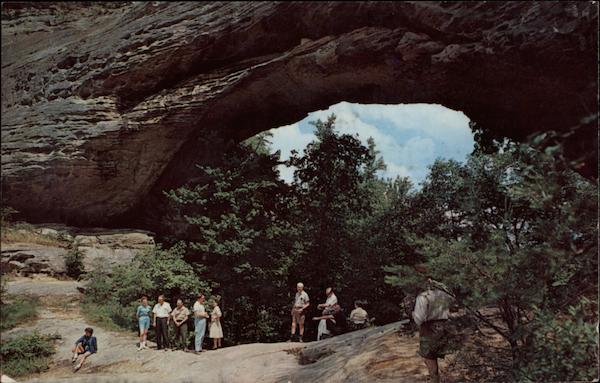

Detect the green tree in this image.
[84,243,209,330]
[385,142,598,380]
[165,143,303,343]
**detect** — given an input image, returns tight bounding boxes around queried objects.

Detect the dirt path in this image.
[3,277,433,383]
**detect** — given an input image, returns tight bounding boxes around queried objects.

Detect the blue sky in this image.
[267,102,474,187]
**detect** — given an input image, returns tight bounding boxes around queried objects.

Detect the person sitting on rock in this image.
[313,303,347,340]
[349,300,368,330]
[315,287,338,340]
[71,327,97,372]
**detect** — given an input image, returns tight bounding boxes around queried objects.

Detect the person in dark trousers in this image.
[171,298,190,350]
[71,327,97,372]
[152,294,172,350]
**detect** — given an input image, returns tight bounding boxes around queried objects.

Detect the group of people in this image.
[289,283,369,342]
[289,273,458,383]
[137,294,223,353]
[71,272,453,383]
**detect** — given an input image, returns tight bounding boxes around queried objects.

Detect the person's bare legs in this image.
[212,338,218,349]
[74,351,91,372]
[290,317,297,340]
[71,344,84,363]
[299,321,305,342]
[138,328,145,350]
[423,357,440,383]
[217,338,222,348]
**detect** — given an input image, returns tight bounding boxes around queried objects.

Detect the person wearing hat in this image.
[412,265,455,383]
[193,294,209,353]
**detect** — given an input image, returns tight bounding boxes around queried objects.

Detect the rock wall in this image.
[1,2,597,227]
[1,224,154,276]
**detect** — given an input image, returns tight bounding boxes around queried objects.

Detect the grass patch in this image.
[0,332,60,377]
[80,302,134,333]
[0,296,39,331]
[1,225,68,247]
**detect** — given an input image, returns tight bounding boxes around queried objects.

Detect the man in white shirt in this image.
[317,287,338,311]
[152,295,172,350]
[289,282,310,342]
[193,294,209,353]
[412,276,455,383]
[316,287,337,340]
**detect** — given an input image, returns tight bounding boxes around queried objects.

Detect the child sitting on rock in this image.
[71,327,97,372]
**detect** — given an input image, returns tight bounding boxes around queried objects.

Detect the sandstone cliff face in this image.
[1,2,597,227]
[1,224,154,276]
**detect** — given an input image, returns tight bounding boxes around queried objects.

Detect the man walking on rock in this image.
[412,268,456,383]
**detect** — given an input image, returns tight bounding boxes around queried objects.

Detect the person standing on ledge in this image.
[152,294,172,351]
[171,298,190,351]
[289,282,310,342]
[209,297,223,350]
[412,267,456,383]
[136,295,151,351]
[193,294,209,353]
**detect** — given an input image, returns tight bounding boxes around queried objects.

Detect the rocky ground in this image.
[2,277,438,383]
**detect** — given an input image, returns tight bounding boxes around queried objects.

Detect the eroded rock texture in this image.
[1,2,597,227]
[1,224,154,276]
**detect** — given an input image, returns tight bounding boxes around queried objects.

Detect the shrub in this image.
[83,243,210,332]
[65,248,85,279]
[0,296,39,331]
[0,332,59,377]
[80,301,137,332]
[516,298,598,382]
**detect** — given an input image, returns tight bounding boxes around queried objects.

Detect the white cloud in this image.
[269,123,315,161]
[267,103,474,186]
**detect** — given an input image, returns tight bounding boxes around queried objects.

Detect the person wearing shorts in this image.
[413,272,456,383]
[137,295,152,350]
[289,282,310,342]
[71,327,97,372]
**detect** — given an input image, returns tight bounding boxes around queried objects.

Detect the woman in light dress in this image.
[209,297,223,349]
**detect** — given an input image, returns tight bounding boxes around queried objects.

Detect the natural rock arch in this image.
[1,2,597,227]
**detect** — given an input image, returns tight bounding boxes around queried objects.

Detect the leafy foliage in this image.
[83,244,209,331]
[0,296,39,331]
[83,111,596,381]
[0,332,59,376]
[385,141,598,379]
[65,248,85,279]
[165,141,303,343]
[516,298,598,382]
